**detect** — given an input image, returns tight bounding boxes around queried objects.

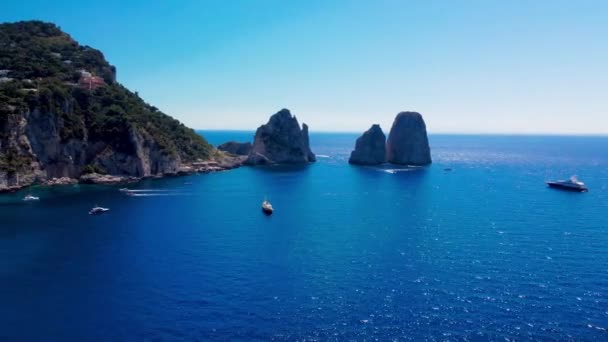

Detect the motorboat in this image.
[546,176,588,192]
[261,200,274,215]
[89,206,110,215]
[23,194,39,201]
[119,188,137,196]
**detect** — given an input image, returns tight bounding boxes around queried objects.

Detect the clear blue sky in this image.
[2,0,607,134]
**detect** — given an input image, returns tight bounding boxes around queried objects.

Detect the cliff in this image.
[246,109,316,165]
[0,21,216,191]
[386,111,432,165]
[349,124,386,165]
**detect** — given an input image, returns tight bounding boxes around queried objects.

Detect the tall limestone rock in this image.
[348,124,386,165]
[386,112,432,165]
[246,109,316,165]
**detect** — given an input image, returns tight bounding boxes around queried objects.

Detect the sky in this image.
[2,0,607,134]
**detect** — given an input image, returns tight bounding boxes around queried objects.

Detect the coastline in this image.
[0,154,247,194]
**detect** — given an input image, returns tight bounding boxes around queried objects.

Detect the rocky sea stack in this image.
[217,141,252,156]
[0,21,220,191]
[246,109,315,165]
[386,111,432,165]
[349,124,386,165]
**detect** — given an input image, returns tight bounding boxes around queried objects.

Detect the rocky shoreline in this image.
[0,154,247,193]
[0,107,318,194]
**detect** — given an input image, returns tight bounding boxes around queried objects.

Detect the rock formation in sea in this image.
[0,21,233,192]
[348,124,386,165]
[217,141,252,156]
[385,111,432,165]
[246,109,316,165]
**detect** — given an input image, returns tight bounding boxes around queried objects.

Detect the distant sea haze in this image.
[0,132,606,340]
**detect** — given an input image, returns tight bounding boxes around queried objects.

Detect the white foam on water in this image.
[130,193,193,197]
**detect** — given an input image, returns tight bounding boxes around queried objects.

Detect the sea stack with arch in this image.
[348,124,387,165]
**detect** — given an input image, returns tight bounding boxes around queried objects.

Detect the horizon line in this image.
[196,129,608,137]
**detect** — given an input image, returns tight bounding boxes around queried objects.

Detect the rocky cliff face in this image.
[349,124,386,165]
[386,112,432,165]
[217,141,252,156]
[246,109,316,165]
[0,21,215,191]
[0,107,187,191]
[0,112,42,190]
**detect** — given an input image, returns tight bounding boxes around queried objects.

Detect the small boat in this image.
[119,188,137,196]
[23,194,39,201]
[89,206,110,215]
[546,176,588,192]
[261,200,274,215]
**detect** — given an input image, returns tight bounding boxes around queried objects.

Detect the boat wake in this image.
[127,193,193,197]
[379,168,419,174]
[121,188,193,197]
[121,189,182,192]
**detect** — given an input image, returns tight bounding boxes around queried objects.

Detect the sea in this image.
[0,132,607,341]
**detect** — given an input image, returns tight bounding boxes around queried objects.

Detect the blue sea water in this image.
[1,132,607,341]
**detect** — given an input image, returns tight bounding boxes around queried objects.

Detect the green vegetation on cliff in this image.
[0,148,32,173]
[0,20,213,171]
[0,20,115,82]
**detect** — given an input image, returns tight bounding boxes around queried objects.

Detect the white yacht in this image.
[546,176,588,192]
[89,206,110,215]
[261,200,274,215]
[23,194,39,201]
